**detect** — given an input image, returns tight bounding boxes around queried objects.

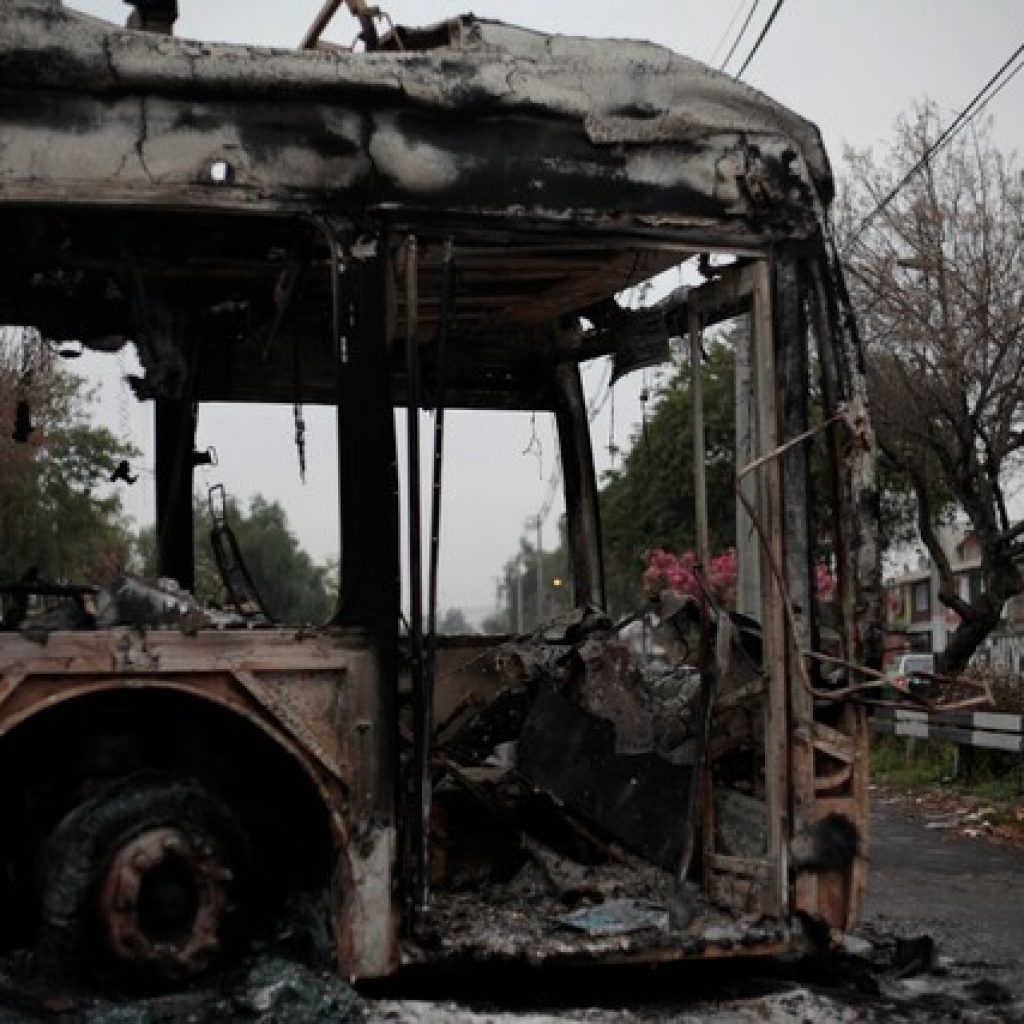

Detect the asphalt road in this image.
[863,790,1024,997]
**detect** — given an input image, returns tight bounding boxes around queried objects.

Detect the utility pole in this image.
[526,513,543,627]
[515,555,525,634]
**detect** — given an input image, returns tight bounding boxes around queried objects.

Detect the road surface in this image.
[864,789,1024,997]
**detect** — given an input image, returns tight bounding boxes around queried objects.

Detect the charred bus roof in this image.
[0,1,836,409]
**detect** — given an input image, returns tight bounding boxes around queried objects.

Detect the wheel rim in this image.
[96,826,232,979]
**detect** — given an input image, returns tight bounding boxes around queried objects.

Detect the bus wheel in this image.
[37,775,249,987]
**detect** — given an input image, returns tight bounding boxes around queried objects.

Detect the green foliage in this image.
[599,337,737,614]
[871,734,1020,800]
[485,332,743,623]
[137,494,333,625]
[1,332,134,584]
[490,536,571,635]
[870,735,957,787]
[437,606,474,635]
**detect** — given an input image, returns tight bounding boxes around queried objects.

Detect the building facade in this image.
[884,528,1024,671]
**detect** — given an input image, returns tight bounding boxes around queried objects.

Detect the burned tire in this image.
[36,774,250,987]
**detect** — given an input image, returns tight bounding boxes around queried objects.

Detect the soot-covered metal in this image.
[0,0,887,1000]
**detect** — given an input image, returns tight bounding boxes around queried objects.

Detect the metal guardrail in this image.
[872,708,1023,753]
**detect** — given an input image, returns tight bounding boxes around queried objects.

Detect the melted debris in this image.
[372,926,1024,1022]
[0,954,364,1024]
[439,605,709,866]
[422,600,775,963]
[3,925,1023,1022]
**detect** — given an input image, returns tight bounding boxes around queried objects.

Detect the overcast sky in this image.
[63,0,1024,622]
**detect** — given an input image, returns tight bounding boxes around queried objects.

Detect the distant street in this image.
[864,789,1024,997]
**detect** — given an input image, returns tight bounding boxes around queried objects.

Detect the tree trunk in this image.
[936,556,1023,674]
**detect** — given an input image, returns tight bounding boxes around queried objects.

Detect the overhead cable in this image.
[852,40,1024,240]
[710,0,749,65]
[734,0,786,78]
[719,0,760,72]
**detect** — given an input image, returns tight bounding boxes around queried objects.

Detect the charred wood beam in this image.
[426,238,454,653]
[686,262,755,323]
[402,235,430,911]
[776,254,815,661]
[331,235,400,844]
[334,243,398,634]
[774,253,816,893]
[553,362,606,609]
[154,396,195,593]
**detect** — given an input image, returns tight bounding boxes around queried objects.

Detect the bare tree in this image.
[839,104,1024,672]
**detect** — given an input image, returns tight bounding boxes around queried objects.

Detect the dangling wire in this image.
[293,403,307,483]
[115,351,132,442]
[640,369,650,448]
[293,308,307,483]
[607,381,618,467]
[522,410,543,479]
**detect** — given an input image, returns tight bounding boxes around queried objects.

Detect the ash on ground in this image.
[0,953,364,1024]
[5,930,1021,1024]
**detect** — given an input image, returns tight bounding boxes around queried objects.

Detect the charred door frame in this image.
[683,259,790,917]
[553,362,606,610]
[686,251,871,932]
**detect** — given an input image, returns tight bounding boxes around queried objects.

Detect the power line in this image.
[734,0,786,78]
[852,40,1024,240]
[972,50,1024,119]
[537,456,561,525]
[719,0,760,72]
[710,0,750,66]
[534,358,615,529]
[585,361,613,423]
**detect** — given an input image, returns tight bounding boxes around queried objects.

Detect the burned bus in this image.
[0,0,883,988]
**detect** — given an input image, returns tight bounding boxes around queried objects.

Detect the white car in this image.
[886,653,935,694]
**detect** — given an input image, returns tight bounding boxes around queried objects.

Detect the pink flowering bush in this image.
[814,562,837,601]
[643,547,737,606]
[644,547,835,609]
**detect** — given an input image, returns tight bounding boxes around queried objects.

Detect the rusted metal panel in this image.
[0,628,399,978]
[0,2,832,263]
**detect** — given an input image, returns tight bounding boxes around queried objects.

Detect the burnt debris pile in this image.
[416,599,778,961]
